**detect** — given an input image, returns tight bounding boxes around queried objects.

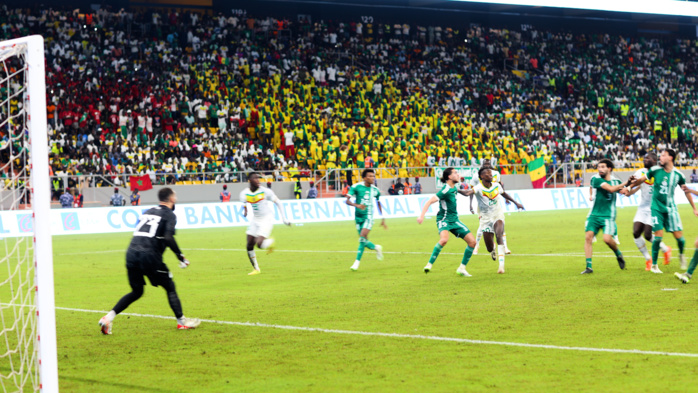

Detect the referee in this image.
[99,187,200,334]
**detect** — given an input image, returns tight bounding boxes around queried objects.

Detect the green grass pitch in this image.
[48,205,698,392]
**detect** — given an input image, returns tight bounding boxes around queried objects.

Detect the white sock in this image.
[247,250,259,270]
[503,232,508,249]
[634,237,651,260]
[105,310,116,322]
[497,245,505,267]
[260,238,274,250]
[660,242,669,253]
[177,316,186,325]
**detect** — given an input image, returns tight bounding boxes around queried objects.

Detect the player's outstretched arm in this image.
[629,175,647,188]
[458,189,475,197]
[271,195,291,225]
[680,185,698,216]
[417,195,439,224]
[622,185,642,196]
[682,184,698,196]
[600,176,635,193]
[502,191,524,210]
[468,194,475,213]
[377,202,388,229]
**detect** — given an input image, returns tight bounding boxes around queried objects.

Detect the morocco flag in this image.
[130,175,153,191]
[528,157,546,189]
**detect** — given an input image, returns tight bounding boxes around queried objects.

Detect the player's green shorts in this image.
[355,216,373,234]
[436,219,471,239]
[651,208,683,233]
[584,215,617,236]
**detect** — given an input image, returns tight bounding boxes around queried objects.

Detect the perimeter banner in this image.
[1,185,696,237]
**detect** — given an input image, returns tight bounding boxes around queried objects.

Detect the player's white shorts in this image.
[479,214,505,233]
[633,207,653,227]
[246,218,274,238]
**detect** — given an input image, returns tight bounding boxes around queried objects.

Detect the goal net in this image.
[0,36,58,392]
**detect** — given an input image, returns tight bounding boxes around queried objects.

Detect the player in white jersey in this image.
[468,160,511,255]
[240,172,290,275]
[463,168,524,273]
[621,153,671,270]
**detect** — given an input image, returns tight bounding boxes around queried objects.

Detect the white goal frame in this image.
[0,35,58,392]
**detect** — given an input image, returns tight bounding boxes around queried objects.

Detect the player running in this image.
[417,167,476,277]
[240,172,290,275]
[629,149,697,273]
[622,153,671,270]
[345,169,386,271]
[462,167,524,274]
[98,188,200,334]
[469,160,512,255]
[582,159,634,275]
[675,185,698,283]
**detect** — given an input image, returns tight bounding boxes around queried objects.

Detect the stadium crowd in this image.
[2,5,698,185]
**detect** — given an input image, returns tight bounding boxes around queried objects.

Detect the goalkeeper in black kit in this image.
[99,188,201,334]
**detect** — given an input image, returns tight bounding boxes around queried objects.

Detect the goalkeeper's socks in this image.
[105,310,116,323]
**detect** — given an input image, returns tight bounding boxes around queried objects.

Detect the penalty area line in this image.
[56,306,698,358]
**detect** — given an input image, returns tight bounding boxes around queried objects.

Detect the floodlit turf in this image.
[50,205,698,392]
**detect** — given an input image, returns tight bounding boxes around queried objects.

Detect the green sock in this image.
[688,250,698,276]
[652,237,662,266]
[356,237,367,261]
[429,243,443,264]
[677,237,686,255]
[364,239,376,250]
[461,246,474,266]
[586,258,592,269]
[614,249,622,257]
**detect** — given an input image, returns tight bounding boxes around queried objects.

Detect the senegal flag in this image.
[528,157,546,189]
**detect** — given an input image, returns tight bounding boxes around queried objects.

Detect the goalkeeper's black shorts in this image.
[125,249,173,288]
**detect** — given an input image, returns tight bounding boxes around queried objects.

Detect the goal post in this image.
[0,35,58,392]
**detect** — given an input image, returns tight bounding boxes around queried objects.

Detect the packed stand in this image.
[1,5,698,191]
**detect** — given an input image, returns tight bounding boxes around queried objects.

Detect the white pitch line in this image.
[57,248,646,259]
[56,306,698,358]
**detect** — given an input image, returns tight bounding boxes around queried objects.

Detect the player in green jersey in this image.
[417,167,476,277]
[630,149,698,273]
[582,159,635,274]
[345,169,387,271]
[675,185,698,283]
